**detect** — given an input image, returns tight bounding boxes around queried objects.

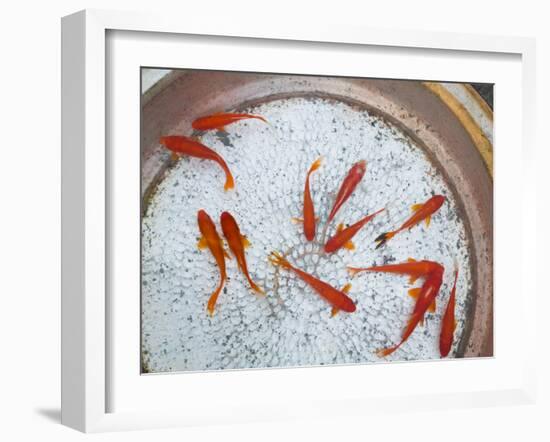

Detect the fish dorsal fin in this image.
[336,223,345,233]
[407,257,416,262]
[419,315,425,327]
[425,215,431,227]
[341,283,352,293]
[344,240,355,250]
[291,217,303,224]
[171,152,180,162]
[454,320,458,331]
[197,236,208,250]
[241,235,251,248]
[409,275,419,284]
[217,126,227,133]
[330,307,339,317]
[428,299,436,313]
[411,203,423,212]
[408,287,422,299]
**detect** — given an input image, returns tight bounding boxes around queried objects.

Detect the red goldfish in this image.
[377,263,444,357]
[327,160,367,223]
[192,112,268,132]
[268,252,356,314]
[220,211,264,295]
[293,157,323,241]
[324,208,384,253]
[197,210,230,316]
[347,258,441,284]
[375,195,446,249]
[160,135,235,191]
[440,267,459,357]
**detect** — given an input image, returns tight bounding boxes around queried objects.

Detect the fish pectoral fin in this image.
[341,283,352,293]
[197,236,208,250]
[343,240,355,250]
[419,316,425,327]
[409,275,419,284]
[408,287,422,299]
[336,223,345,233]
[170,152,180,162]
[454,320,458,331]
[425,215,431,227]
[428,299,436,313]
[217,126,227,133]
[411,203,423,212]
[241,235,251,248]
[330,307,339,317]
[291,217,303,224]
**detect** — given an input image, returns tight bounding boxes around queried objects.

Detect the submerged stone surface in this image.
[141,97,472,373]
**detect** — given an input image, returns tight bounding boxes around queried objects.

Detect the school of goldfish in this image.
[159,111,461,359]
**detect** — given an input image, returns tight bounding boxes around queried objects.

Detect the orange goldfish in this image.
[192,112,268,132]
[197,209,230,316]
[440,267,459,357]
[377,268,444,357]
[293,157,323,241]
[375,195,446,249]
[377,263,444,357]
[159,135,235,191]
[220,211,264,295]
[324,208,384,254]
[347,258,441,284]
[268,252,356,315]
[327,160,367,224]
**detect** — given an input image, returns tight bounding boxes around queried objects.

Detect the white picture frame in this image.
[61,9,537,433]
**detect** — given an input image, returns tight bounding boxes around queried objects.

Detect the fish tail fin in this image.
[223,170,235,191]
[268,251,292,270]
[346,267,364,277]
[247,276,265,296]
[376,345,399,358]
[374,231,395,249]
[206,275,225,316]
[309,156,323,174]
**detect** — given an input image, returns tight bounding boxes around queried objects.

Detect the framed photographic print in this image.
[61,9,536,432]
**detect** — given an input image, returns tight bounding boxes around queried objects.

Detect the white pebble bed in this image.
[141,96,473,373]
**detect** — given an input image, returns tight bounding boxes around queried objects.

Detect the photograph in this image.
[140,68,493,374]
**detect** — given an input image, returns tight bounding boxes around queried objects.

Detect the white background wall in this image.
[0,1,547,441]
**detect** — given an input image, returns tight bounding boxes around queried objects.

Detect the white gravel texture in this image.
[141,96,473,373]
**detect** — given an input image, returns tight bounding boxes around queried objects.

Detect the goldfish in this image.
[268,252,356,315]
[324,208,384,254]
[220,211,264,295]
[192,112,268,132]
[293,157,323,241]
[377,263,444,357]
[197,209,230,316]
[375,195,446,249]
[347,258,441,284]
[439,267,459,357]
[327,160,367,224]
[159,135,235,191]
